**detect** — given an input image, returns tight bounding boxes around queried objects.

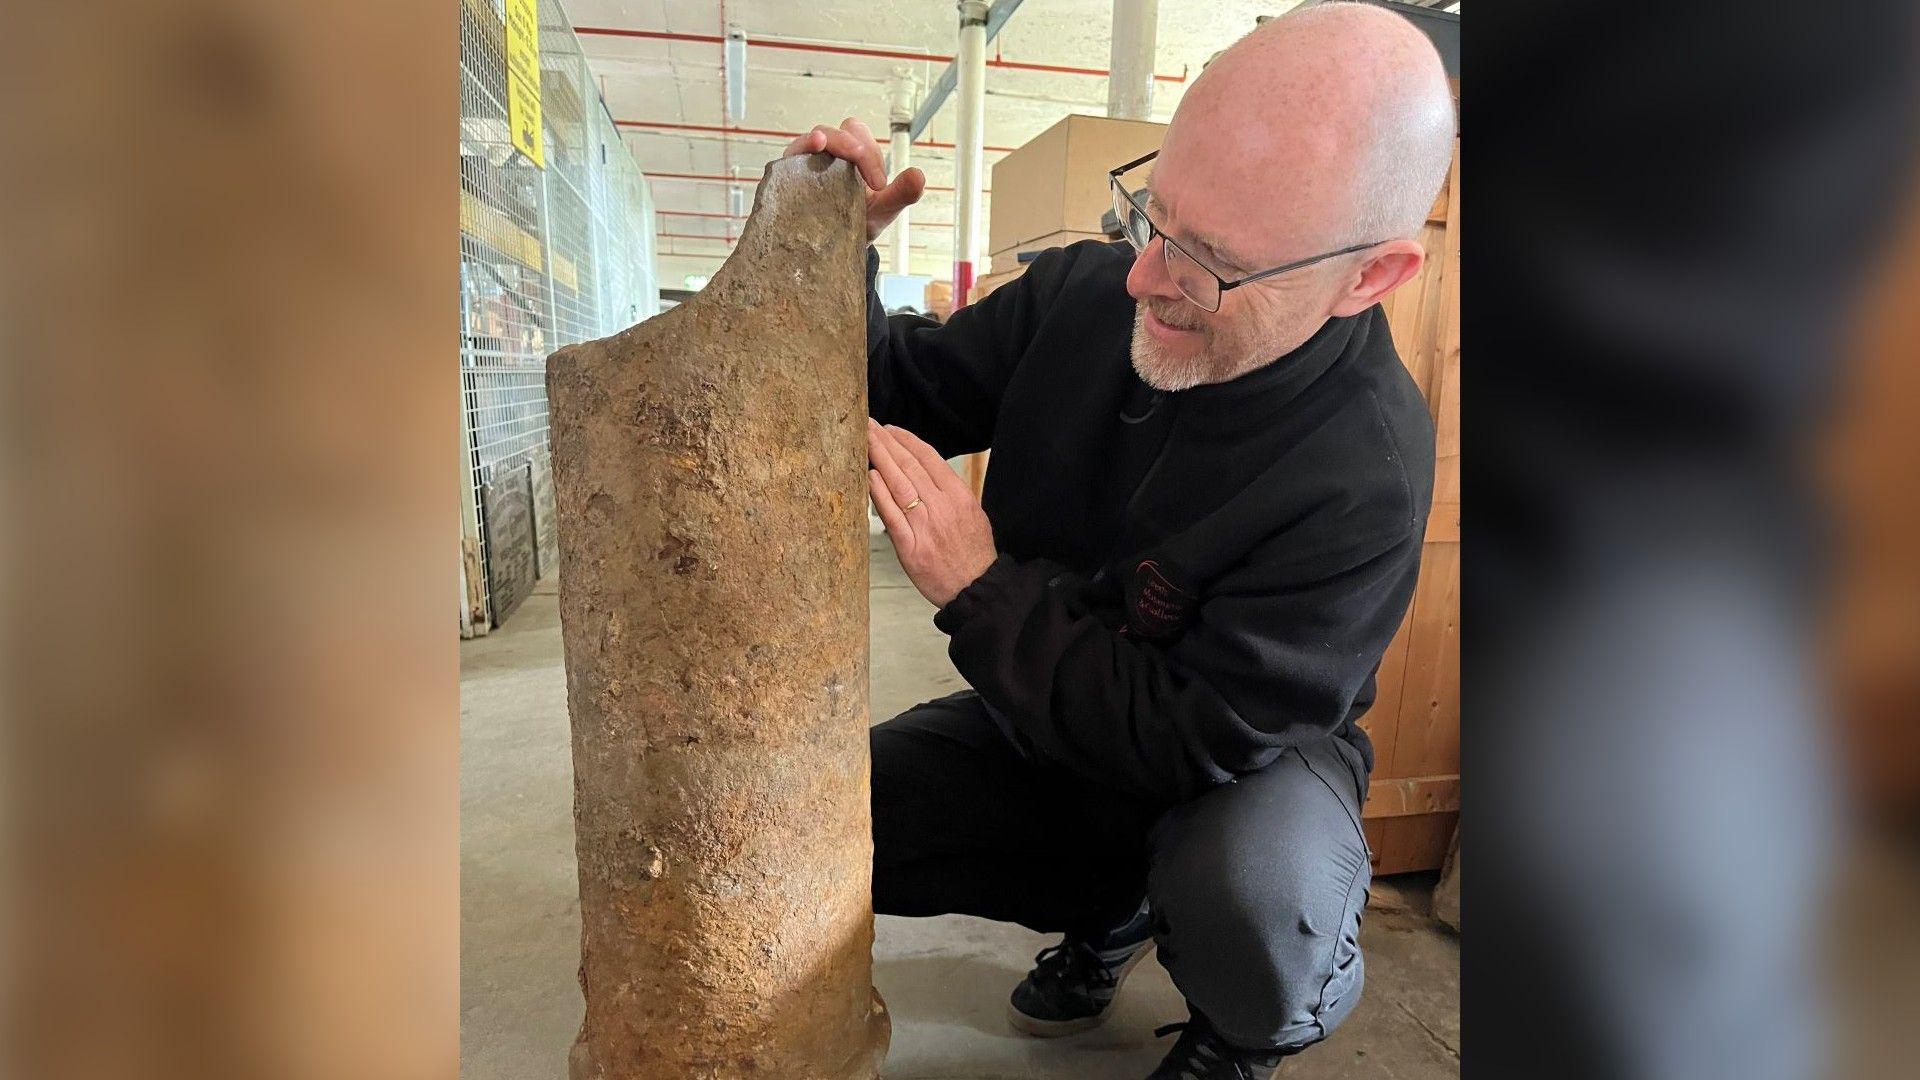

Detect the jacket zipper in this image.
[1114,396,1180,558]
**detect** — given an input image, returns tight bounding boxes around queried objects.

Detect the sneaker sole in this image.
[1006,942,1156,1038]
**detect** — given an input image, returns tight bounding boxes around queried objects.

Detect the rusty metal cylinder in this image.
[547,155,887,1079]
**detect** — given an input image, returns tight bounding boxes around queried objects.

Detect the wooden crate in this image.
[1360,138,1460,875]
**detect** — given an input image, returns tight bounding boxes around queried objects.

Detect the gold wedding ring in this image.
[902,497,923,511]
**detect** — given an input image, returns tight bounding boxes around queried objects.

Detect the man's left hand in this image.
[866,420,997,608]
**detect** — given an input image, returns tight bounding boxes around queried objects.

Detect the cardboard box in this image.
[923,280,953,321]
[988,114,1166,257]
[969,266,1027,305]
[990,229,1109,273]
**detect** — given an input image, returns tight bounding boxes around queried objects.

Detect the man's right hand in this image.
[783,118,925,244]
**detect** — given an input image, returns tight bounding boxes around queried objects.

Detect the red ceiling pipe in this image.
[660,235,931,250]
[659,208,955,227]
[647,171,761,183]
[575,25,1188,83]
[645,171,978,195]
[995,56,1186,83]
[617,118,1015,153]
[584,28,726,45]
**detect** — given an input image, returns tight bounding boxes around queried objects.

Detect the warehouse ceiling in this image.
[564,0,1356,284]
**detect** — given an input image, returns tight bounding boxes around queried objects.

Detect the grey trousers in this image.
[871,691,1372,1052]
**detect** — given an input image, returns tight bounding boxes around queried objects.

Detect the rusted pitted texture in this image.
[547,154,887,1079]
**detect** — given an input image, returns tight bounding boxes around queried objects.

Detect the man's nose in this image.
[1125,235,1183,304]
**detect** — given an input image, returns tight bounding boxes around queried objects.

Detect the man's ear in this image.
[1327,240,1426,318]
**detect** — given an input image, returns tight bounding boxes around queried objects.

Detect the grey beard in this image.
[1131,345,1209,391]
[1129,309,1272,391]
[1130,309,1212,391]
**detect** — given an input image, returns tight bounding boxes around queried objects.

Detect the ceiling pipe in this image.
[574,24,1187,85]
[645,171,986,196]
[723,24,748,122]
[951,0,990,310]
[717,0,736,241]
[658,208,956,227]
[1106,0,1160,120]
[912,0,1021,141]
[616,118,1016,153]
[659,234,931,249]
[905,0,1183,139]
[887,68,917,275]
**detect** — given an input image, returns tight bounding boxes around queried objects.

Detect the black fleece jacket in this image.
[867,240,1434,807]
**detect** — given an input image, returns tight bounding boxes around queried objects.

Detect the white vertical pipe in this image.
[723,25,748,123]
[1106,0,1159,120]
[887,68,916,275]
[952,0,989,310]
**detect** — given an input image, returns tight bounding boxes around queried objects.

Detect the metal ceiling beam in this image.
[909,0,1026,141]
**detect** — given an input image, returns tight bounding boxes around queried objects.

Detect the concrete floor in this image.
[461,528,1461,1078]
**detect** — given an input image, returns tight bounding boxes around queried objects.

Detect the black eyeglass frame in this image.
[1107,150,1384,312]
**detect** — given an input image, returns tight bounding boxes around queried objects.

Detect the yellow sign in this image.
[504,0,539,86]
[509,72,544,168]
[505,0,543,168]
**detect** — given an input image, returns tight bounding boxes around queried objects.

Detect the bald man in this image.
[784,5,1453,1076]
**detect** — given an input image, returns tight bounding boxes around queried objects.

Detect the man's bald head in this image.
[1162,2,1455,252]
[1123,3,1453,391]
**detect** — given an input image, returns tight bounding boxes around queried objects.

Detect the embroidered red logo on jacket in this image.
[1127,558,1199,640]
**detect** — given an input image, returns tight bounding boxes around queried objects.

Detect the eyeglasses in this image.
[1108,150,1383,313]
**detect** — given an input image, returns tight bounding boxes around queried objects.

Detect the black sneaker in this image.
[1145,1013,1285,1080]
[1006,906,1156,1036]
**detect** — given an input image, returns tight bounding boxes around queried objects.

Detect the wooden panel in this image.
[482,461,536,626]
[1364,811,1458,876]
[1383,220,1448,401]
[1362,775,1460,819]
[1433,364,1458,462]
[1429,433,1460,542]
[1387,541,1460,779]
[1360,137,1461,876]
[1358,602,1416,765]
[1366,539,1459,767]
[1434,140,1461,454]
[1378,228,1432,333]
[1432,449,1460,507]
[1379,230,1428,381]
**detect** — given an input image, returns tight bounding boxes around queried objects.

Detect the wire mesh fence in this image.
[460,0,658,633]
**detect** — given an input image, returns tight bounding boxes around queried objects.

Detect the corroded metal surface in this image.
[547,154,887,1079]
